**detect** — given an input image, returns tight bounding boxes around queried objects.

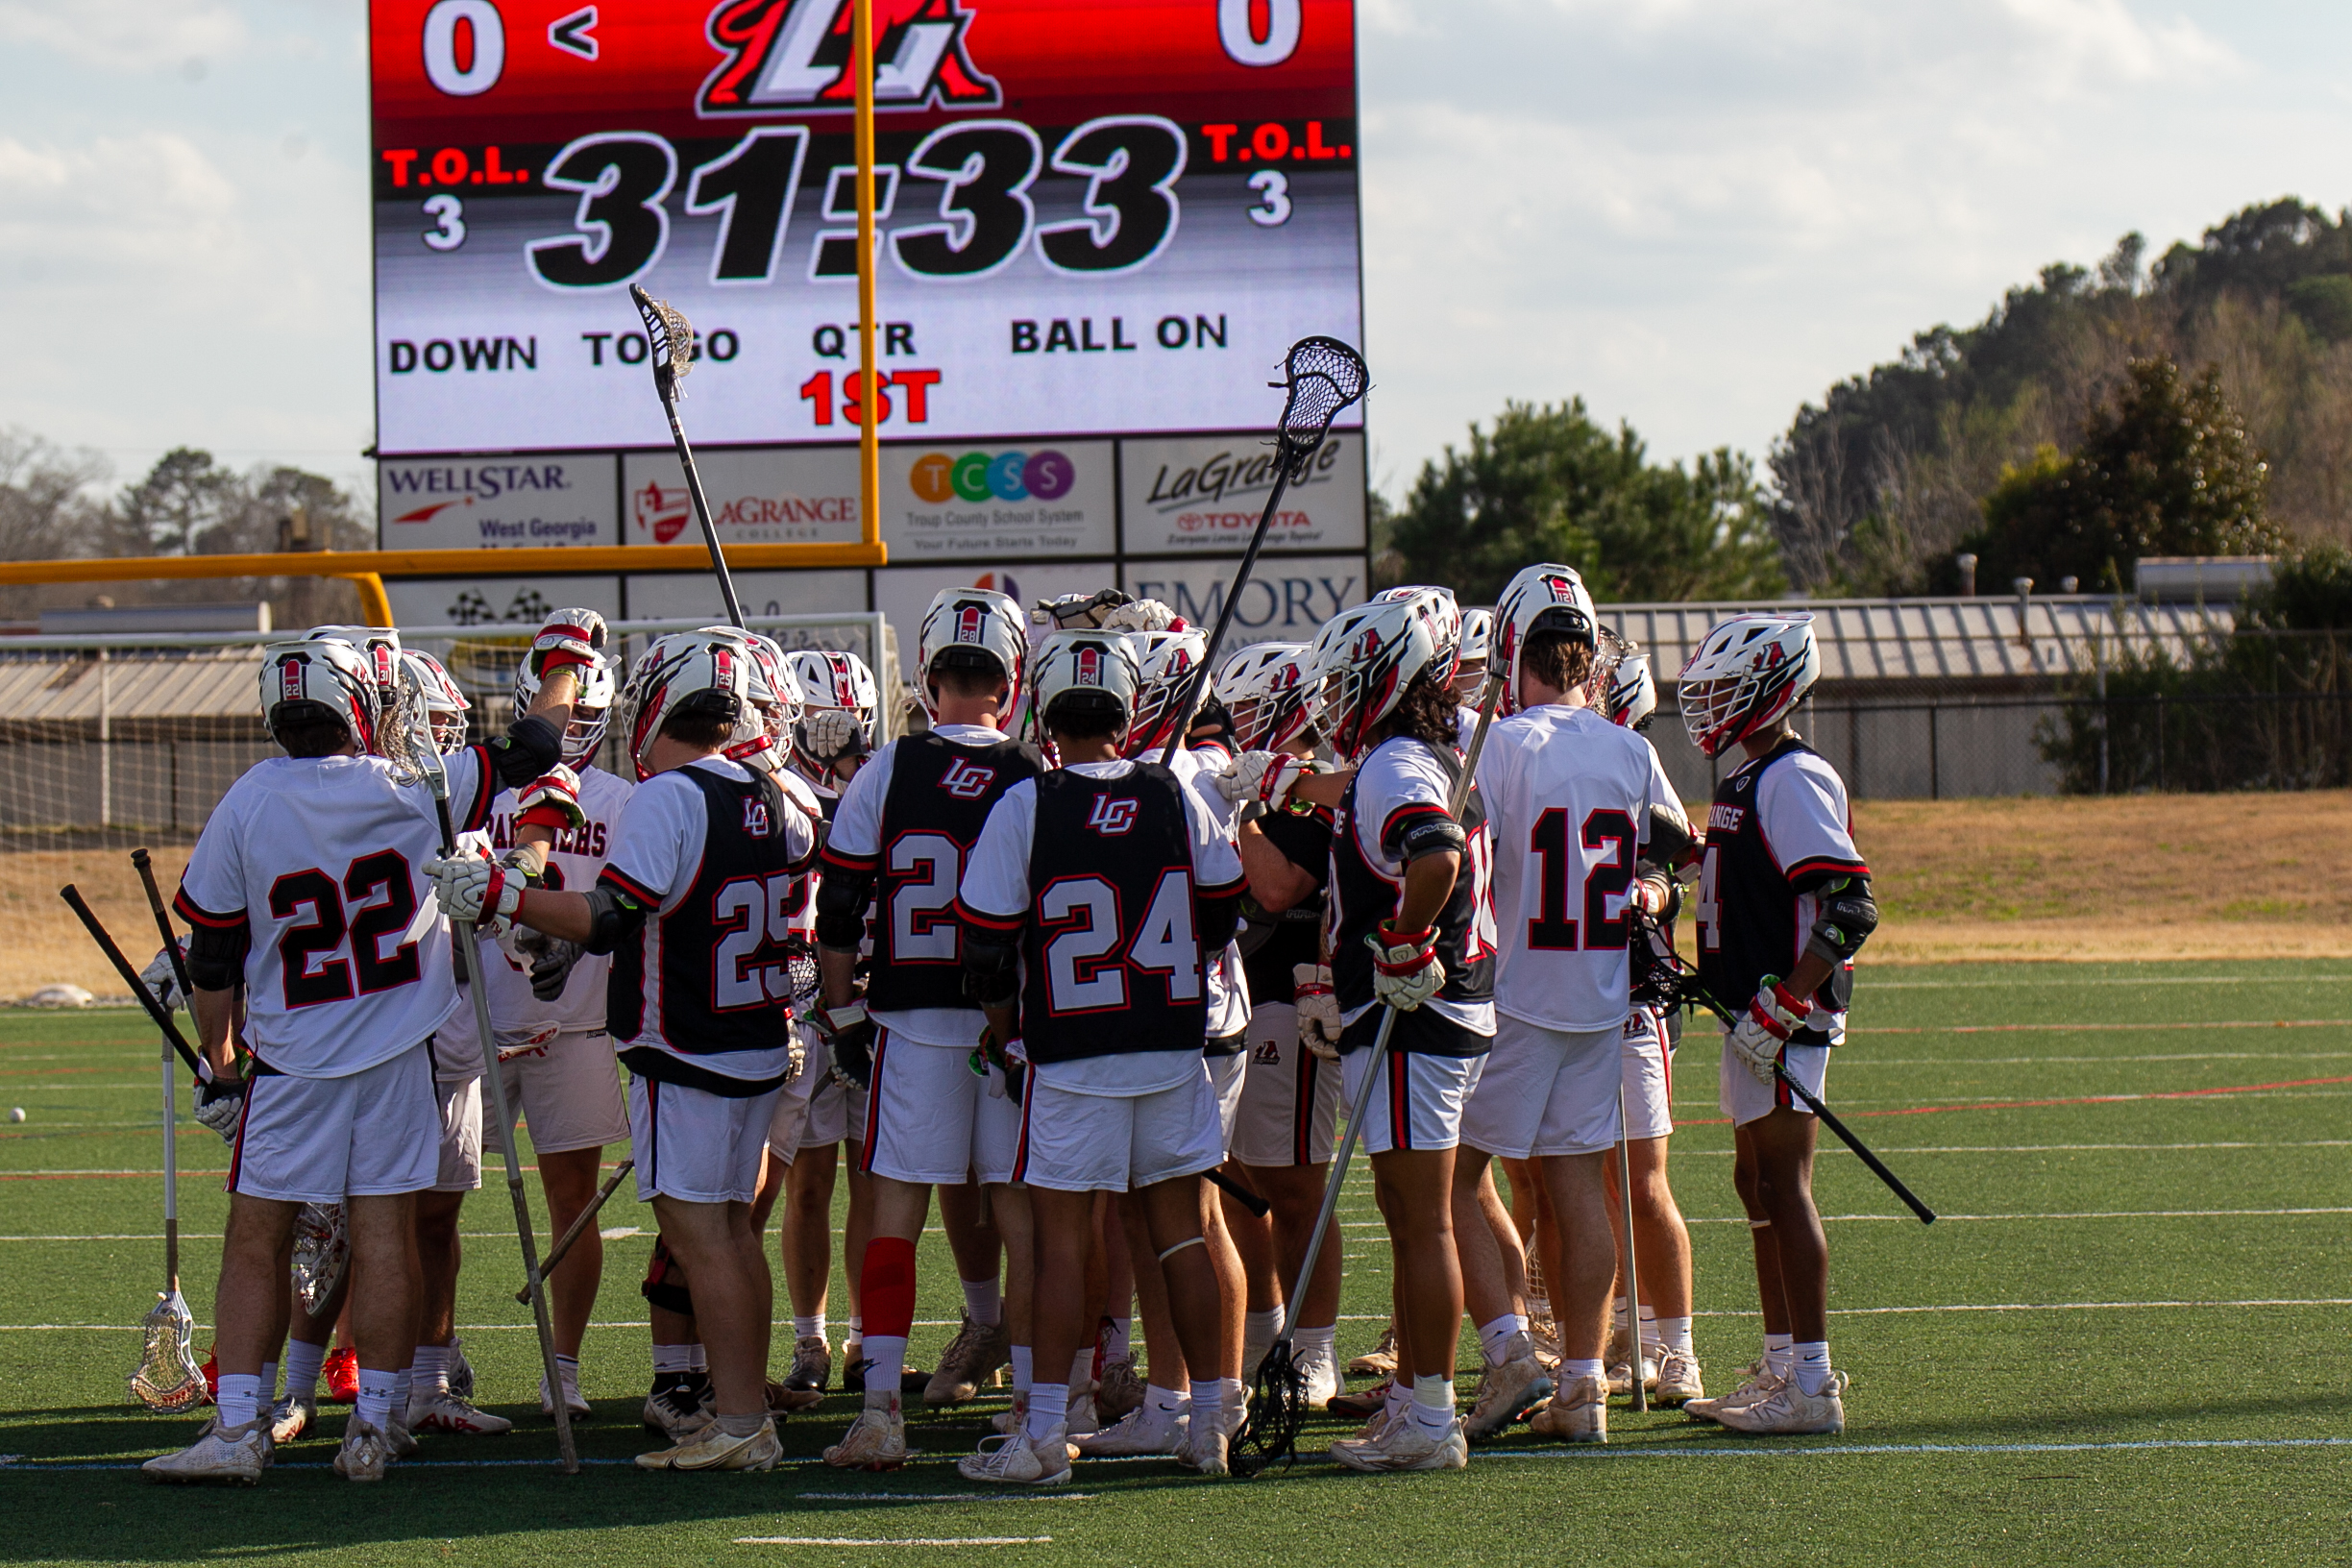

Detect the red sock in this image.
[860,1236,918,1340]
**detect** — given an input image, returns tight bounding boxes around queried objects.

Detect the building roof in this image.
[0,646,265,726]
[1596,596,2235,685]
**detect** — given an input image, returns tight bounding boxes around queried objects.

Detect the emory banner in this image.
[371,0,1363,455]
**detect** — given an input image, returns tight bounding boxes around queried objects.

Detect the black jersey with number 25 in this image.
[868,731,1041,1015]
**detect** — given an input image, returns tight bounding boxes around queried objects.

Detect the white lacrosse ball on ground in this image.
[8,1108,24,1123]
[28,985,92,1009]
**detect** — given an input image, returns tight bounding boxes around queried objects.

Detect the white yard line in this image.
[737,1538,1052,1548]
[1867,975,2352,989]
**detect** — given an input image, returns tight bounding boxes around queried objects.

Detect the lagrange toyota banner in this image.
[371,0,1363,455]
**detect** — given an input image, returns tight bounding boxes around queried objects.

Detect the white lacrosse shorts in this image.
[430,1074,483,1193]
[493,1030,629,1156]
[227,1043,438,1204]
[1010,1067,1226,1194]
[1719,1038,1829,1129]
[858,1028,1018,1186]
[1338,1046,1484,1156]
[1206,1046,1248,1149]
[1230,1002,1341,1168]
[1460,1017,1623,1160]
[628,1075,785,1206]
[1621,1010,1676,1142]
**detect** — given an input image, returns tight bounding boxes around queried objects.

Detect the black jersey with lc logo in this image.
[1013,764,1209,1067]
[606,766,802,1063]
[864,731,1041,1015]
[1694,737,1868,1043]
[1331,736,1495,1023]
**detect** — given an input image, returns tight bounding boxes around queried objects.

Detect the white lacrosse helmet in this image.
[916,587,1029,719]
[307,625,404,706]
[260,637,382,755]
[1605,649,1657,730]
[786,649,879,773]
[1307,589,1460,760]
[1214,641,1315,754]
[1491,563,1600,715]
[1123,626,1210,758]
[400,651,471,752]
[710,630,803,777]
[1678,613,1820,759]
[1456,607,1494,700]
[1029,629,1145,737]
[614,630,752,781]
[514,650,618,767]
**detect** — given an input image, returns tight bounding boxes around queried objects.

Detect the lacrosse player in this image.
[954,630,1247,1483]
[1677,613,1874,1435]
[1307,588,1494,1474]
[813,589,1042,1471]
[431,629,818,1472]
[143,632,575,1485]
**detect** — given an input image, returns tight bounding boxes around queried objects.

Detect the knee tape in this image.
[1156,1236,1207,1263]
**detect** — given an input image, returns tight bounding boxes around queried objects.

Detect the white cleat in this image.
[269,1394,317,1445]
[1684,1360,1774,1424]
[991,1387,1032,1435]
[1066,1389,1100,1437]
[541,1366,593,1419]
[1712,1371,1847,1435]
[957,1425,1073,1486]
[1176,1422,1229,1477]
[141,1418,272,1484]
[643,1376,713,1441]
[385,1414,420,1459]
[1654,1347,1705,1407]
[406,1391,514,1436]
[1330,1414,1468,1473]
[332,1418,398,1482]
[1464,1334,1555,1442]
[1296,1342,1342,1409]
[636,1416,782,1471]
[1347,1324,1399,1378]
[823,1395,909,1471]
[1073,1404,1188,1458]
[1529,1373,1609,1444]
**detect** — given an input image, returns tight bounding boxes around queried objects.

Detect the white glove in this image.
[1217,750,1312,809]
[512,765,585,832]
[427,855,522,929]
[1034,588,1130,631]
[493,1019,560,1062]
[800,707,867,765]
[1100,597,1184,633]
[194,1077,246,1143]
[139,942,189,1014]
[1366,922,1444,1012]
[529,608,607,678]
[1292,962,1341,1060]
[1727,980,1808,1086]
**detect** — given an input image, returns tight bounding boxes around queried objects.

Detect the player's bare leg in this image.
[1603,1134,1699,1401]
[1235,1162,1341,1401]
[649,1195,771,1423]
[406,1188,507,1433]
[985,1181,1037,1423]
[1710,1108,1843,1433]
[144,1195,304,1482]
[1450,1147,1548,1438]
[1219,1164,1279,1380]
[781,1139,840,1390]
[1516,1151,1616,1443]
[1081,1190,1193,1455]
[840,1158,872,1360]
[1372,1146,1464,1443]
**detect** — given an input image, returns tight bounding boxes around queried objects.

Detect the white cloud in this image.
[0,0,245,73]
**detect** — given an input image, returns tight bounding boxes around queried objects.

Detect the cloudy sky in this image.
[0,0,2345,502]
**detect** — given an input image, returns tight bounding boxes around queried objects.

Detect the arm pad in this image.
[486,716,564,787]
[963,929,1022,1011]
[814,867,876,953]
[1390,811,1466,864]
[1195,889,1244,951]
[186,919,250,992]
[1803,876,1878,964]
[579,886,650,956]
[1644,802,1696,867]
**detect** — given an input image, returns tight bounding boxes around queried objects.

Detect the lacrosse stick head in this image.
[291,1201,351,1316]
[629,283,695,403]
[129,1288,208,1412]
[1271,335,1367,475]
[1228,1339,1309,1479]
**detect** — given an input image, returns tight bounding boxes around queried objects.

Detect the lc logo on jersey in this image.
[698,0,1001,116]
[939,758,996,798]
[1085,796,1138,837]
[744,797,772,837]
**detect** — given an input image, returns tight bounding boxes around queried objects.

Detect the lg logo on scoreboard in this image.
[699,0,1000,114]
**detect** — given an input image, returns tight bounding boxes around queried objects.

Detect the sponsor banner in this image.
[881,439,1115,559]
[384,574,623,630]
[377,453,617,548]
[1121,552,1365,645]
[625,569,868,622]
[370,0,1362,453]
[620,445,862,547]
[1119,429,1363,554]
[873,560,1114,677]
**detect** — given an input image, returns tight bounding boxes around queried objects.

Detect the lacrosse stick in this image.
[416,718,579,1472]
[1662,966,1936,1226]
[1156,336,1367,766]
[629,283,745,629]
[517,1160,635,1304]
[130,849,199,1021]
[1614,1082,1647,1412]
[60,886,204,1078]
[1232,666,1501,1478]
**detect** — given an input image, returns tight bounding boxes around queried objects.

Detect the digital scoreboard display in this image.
[369,0,1363,456]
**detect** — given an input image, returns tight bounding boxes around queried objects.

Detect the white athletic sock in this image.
[1188,1379,1222,1431]
[1409,1375,1455,1437]
[1068,1348,1094,1391]
[846,1315,863,1338]
[216,1372,262,1430]
[1561,1357,1605,1385]
[1296,1322,1336,1360]
[1027,1382,1068,1442]
[961,1276,1003,1328]
[1611,1295,1631,1334]
[1764,1333,1794,1379]
[1106,1315,1134,1363]
[688,1342,710,1373]
[1477,1313,1520,1366]
[1147,1384,1188,1419]
[1243,1307,1281,1346]
[355,1368,399,1432]
[792,1314,820,1340]
[864,1335,908,1401]
[392,1367,411,1414]
[413,1344,452,1398]
[716,1411,765,1438]
[652,1343,696,1376]
[258,1360,279,1401]
[554,1354,579,1388]
[285,1338,326,1399]
[1656,1316,1695,1355]
[1793,1341,1832,1396]
[1009,1344,1034,1393]
[1219,1376,1245,1427]
[1383,1378,1411,1420]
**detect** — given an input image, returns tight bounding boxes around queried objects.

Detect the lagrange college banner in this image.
[371,0,1363,456]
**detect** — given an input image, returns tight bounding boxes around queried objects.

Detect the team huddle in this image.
[139,566,1875,1484]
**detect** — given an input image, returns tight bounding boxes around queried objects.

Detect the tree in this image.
[111,447,237,556]
[1388,400,1785,605]
[1958,355,2283,592]
[0,428,107,563]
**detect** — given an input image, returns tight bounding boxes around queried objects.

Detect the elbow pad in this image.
[1803,877,1878,965]
[1195,890,1244,952]
[487,716,564,787]
[814,869,875,953]
[1388,810,1466,864]
[963,930,1022,1011]
[186,920,250,992]
[580,886,649,956]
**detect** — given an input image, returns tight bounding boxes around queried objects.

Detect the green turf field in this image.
[3,960,2348,1565]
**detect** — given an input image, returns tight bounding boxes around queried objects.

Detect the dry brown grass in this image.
[3,795,2347,996]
